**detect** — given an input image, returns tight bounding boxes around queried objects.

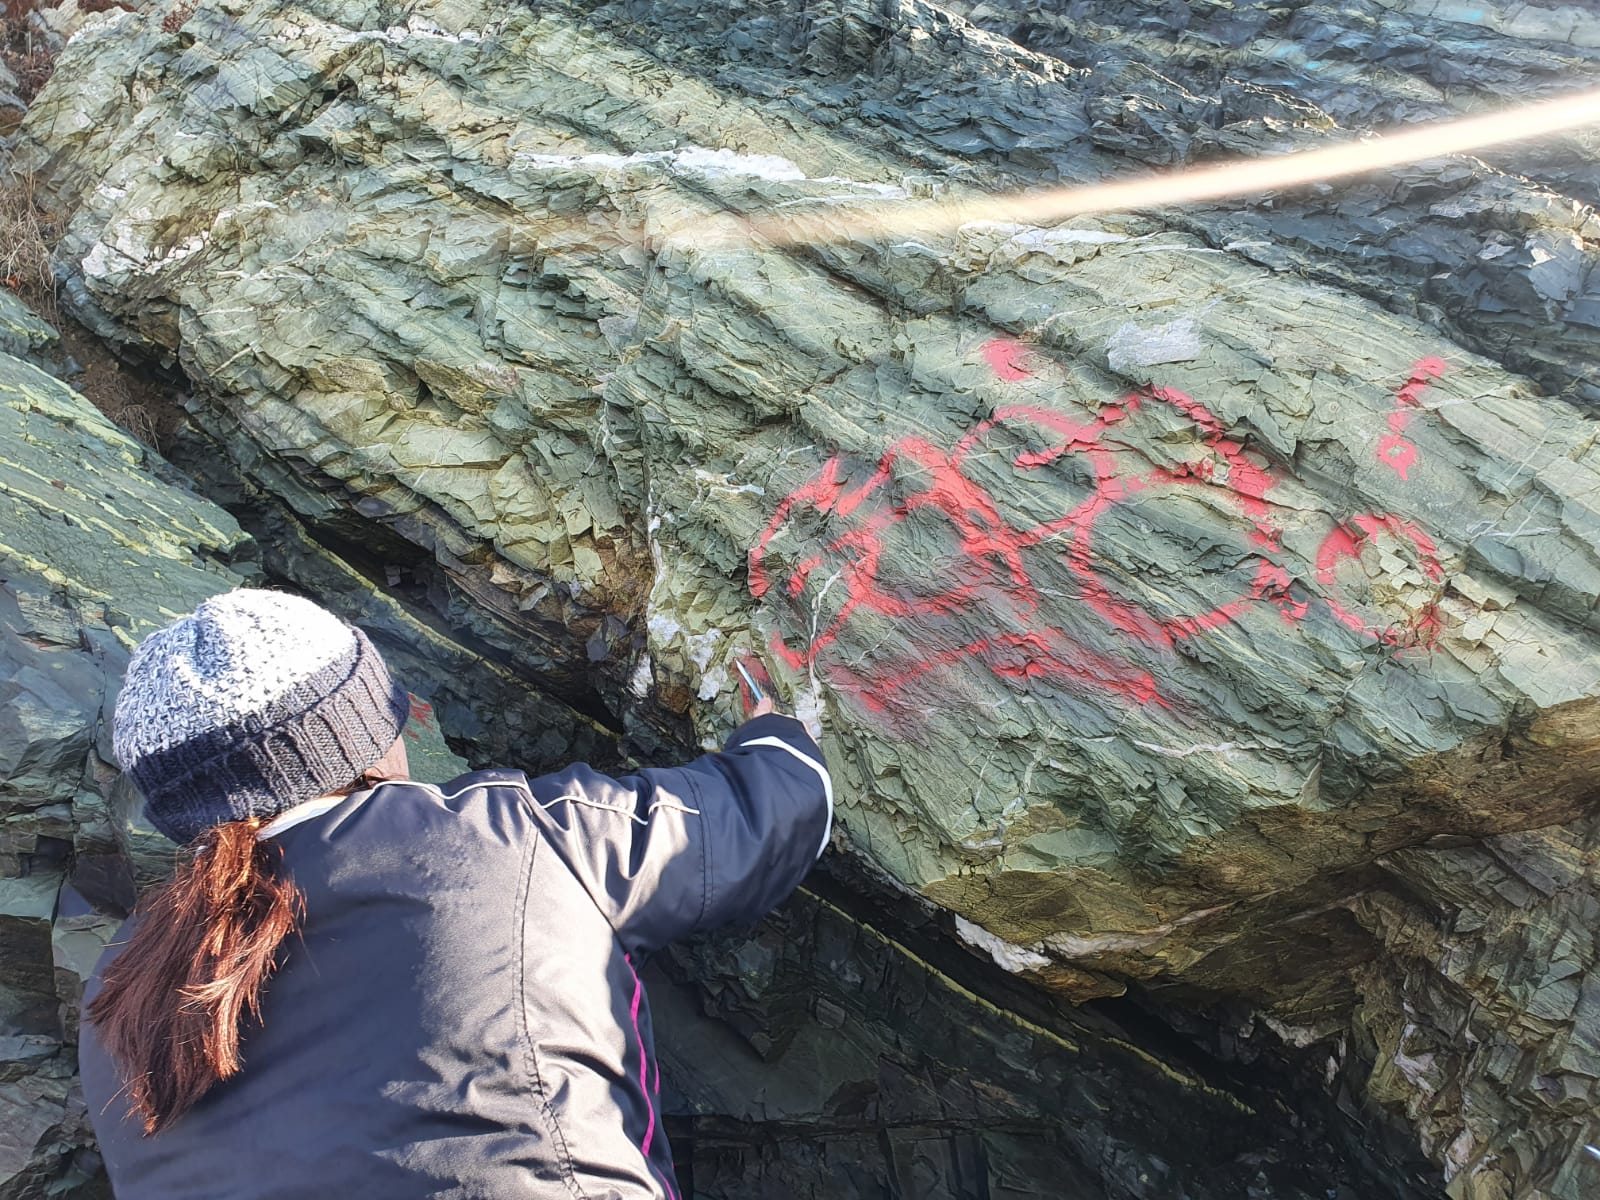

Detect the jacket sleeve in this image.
[521,713,832,953]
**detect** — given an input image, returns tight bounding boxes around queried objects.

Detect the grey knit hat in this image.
[112,589,410,844]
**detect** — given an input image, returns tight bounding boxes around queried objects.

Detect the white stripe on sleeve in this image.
[739,736,834,860]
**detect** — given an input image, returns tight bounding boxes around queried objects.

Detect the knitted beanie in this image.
[112,589,410,845]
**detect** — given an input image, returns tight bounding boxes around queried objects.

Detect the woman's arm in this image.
[520,671,831,953]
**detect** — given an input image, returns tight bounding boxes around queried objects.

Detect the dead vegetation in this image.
[159,0,191,33]
[3,0,137,109]
[1,0,58,102]
[2,169,182,451]
[71,329,169,448]
[1,0,184,451]
[1,168,60,323]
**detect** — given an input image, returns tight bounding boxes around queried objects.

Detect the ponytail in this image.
[85,819,304,1135]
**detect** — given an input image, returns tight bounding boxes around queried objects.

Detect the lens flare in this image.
[708,87,1600,249]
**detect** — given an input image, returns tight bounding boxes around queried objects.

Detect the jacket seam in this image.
[536,792,702,824]
[513,821,591,1200]
[689,771,711,933]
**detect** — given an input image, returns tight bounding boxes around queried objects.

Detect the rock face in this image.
[1353,823,1600,1197]
[951,0,1600,408]
[10,0,1600,1195]
[0,302,1437,1200]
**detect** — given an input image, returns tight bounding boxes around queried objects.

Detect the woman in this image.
[80,588,832,1199]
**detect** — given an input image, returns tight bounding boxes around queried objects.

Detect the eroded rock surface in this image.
[0,308,1436,1200]
[1353,821,1600,1198]
[11,0,1600,1194]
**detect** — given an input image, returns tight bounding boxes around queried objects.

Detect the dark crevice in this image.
[162,421,631,739]
[799,863,1440,1200]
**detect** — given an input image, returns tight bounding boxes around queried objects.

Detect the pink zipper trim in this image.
[624,955,677,1200]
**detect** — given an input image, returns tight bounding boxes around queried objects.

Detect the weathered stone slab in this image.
[593,0,1600,406]
[0,318,1440,1200]
[17,0,1599,951]
[1342,816,1600,1200]
[0,292,56,362]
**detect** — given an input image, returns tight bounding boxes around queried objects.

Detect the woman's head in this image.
[90,589,410,1134]
[113,588,410,844]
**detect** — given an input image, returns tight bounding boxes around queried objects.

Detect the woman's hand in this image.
[735,655,778,719]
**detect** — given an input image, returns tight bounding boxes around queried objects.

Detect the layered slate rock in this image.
[1352,821,1600,1199]
[0,291,57,363]
[648,882,1418,1200]
[12,0,1600,1194]
[949,0,1600,406]
[0,312,1435,1200]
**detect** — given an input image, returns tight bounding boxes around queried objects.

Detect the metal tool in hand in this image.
[734,659,766,706]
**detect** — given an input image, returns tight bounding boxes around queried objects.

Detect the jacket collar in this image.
[257,788,376,840]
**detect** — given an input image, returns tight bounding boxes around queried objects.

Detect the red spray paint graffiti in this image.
[749,350,1447,711]
[1376,356,1447,480]
[1316,514,1443,645]
[981,337,1036,382]
[406,694,436,740]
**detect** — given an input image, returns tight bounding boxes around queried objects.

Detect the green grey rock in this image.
[1343,818,1600,1200]
[0,292,55,363]
[11,0,1600,1195]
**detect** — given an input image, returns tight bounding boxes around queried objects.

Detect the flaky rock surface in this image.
[0,310,1417,1200]
[11,0,1600,1194]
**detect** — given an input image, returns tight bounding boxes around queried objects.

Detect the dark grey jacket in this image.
[80,713,832,1199]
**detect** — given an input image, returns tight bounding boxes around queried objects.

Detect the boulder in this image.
[0,307,1439,1200]
[11,0,1600,1194]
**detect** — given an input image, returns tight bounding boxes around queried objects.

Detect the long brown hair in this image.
[85,819,304,1135]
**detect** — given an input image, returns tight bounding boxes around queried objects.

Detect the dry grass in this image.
[79,350,164,447]
[159,0,192,33]
[57,315,179,453]
[0,168,61,325]
[1,0,58,102]
[3,0,136,105]
[2,171,178,451]
[1,0,187,453]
